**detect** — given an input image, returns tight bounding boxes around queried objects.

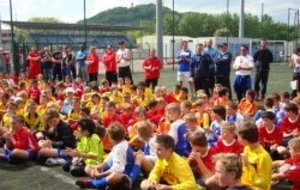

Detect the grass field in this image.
[0,63,294,190]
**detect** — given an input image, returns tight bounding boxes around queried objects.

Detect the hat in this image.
[65,87,75,94]
[218,42,228,47]
[118,40,125,45]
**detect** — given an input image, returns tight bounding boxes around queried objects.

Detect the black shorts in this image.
[118,66,133,82]
[106,72,118,84]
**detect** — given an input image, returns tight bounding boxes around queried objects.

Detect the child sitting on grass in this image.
[216,122,243,154]
[272,137,300,190]
[140,134,199,190]
[76,122,135,189]
[1,115,39,163]
[62,118,103,177]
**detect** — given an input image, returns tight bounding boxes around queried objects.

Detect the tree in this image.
[16,29,25,43]
[28,17,61,23]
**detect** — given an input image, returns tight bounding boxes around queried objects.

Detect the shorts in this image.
[5,148,37,162]
[177,72,192,83]
[57,148,71,160]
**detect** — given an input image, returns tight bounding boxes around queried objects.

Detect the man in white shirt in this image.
[233,45,254,101]
[116,41,132,83]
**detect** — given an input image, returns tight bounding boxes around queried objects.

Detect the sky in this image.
[0,0,299,25]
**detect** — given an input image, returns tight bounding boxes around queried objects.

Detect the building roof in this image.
[1,21,144,32]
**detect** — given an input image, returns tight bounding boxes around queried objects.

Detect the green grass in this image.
[130,63,293,98]
[0,63,293,190]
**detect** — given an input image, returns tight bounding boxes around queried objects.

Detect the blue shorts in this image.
[5,148,37,162]
[57,148,71,160]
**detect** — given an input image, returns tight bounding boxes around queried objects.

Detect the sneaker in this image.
[75,179,92,188]
[45,158,67,166]
[122,174,132,190]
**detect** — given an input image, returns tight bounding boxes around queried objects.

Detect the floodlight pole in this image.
[172,0,175,70]
[239,0,245,38]
[260,2,264,38]
[226,0,229,44]
[84,0,87,49]
[9,0,17,73]
[156,0,163,68]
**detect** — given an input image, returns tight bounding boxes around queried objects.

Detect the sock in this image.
[91,177,108,188]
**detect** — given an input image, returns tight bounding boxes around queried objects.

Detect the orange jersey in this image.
[214,98,230,108]
[238,98,258,116]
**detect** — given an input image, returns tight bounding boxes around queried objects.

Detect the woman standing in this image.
[86,47,99,83]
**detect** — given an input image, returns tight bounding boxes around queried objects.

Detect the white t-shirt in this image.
[291,53,300,73]
[233,55,254,76]
[116,48,131,67]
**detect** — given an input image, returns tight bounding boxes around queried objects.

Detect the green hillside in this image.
[78,3,296,41]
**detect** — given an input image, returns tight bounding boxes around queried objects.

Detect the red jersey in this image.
[216,139,243,154]
[102,51,117,72]
[87,53,99,74]
[143,57,161,79]
[284,158,300,190]
[258,125,283,148]
[102,114,121,128]
[119,113,134,130]
[280,115,300,134]
[146,110,164,125]
[163,93,178,104]
[189,146,217,175]
[12,127,39,153]
[28,86,41,104]
[28,51,41,79]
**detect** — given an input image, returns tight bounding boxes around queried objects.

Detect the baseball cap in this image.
[218,42,228,47]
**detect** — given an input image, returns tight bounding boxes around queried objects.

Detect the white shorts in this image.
[177,72,192,83]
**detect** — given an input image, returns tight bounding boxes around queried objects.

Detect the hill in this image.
[78,3,178,28]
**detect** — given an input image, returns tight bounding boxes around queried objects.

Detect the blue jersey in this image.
[207,120,223,146]
[76,50,87,67]
[168,119,189,156]
[177,49,192,72]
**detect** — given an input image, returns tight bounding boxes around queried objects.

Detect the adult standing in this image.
[116,40,132,82]
[290,47,300,98]
[233,45,254,101]
[215,43,233,98]
[41,47,53,81]
[204,39,218,59]
[86,46,99,83]
[142,48,161,91]
[27,46,41,79]
[176,40,192,90]
[52,46,63,81]
[62,47,76,80]
[253,39,273,100]
[204,39,218,94]
[76,45,88,82]
[102,45,117,86]
[0,47,7,74]
[191,43,214,96]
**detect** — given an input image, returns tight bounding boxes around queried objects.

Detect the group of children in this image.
[0,72,300,190]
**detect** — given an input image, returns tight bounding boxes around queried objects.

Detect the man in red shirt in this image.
[27,46,41,79]
[1,115,39,163]
[86,46,99,83]
[143,48,161,91]
[28,79,41,104]
[102,45,117,86]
